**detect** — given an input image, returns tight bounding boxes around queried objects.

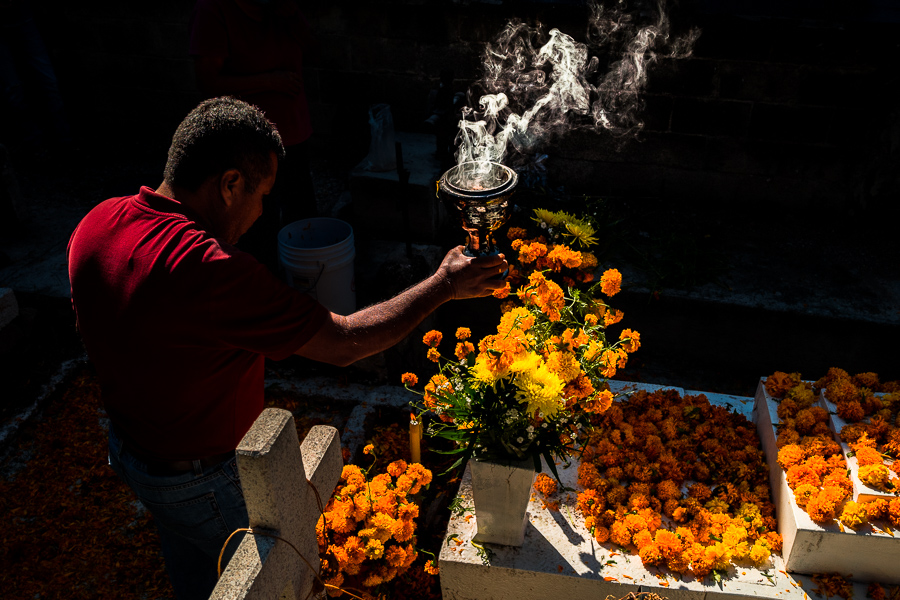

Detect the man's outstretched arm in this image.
[295,246,507,366]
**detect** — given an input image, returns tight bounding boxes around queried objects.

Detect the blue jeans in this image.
[108,426,249,600]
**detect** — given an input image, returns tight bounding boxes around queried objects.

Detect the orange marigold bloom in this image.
[391,517,416,542]
[603,308,624,327]
[792,483,818,508]
[599,268,622,296]
[777,444,805,470]
[534,473,558,497]
[455,327,471,340]
[593,526,611,544]
[363,444,374,455]
[545,244,583,271]
[888,498,900,528]
[492,281,512,299]
[619,328,641,353]
[836,400,865,422]
[853,445,882,467]
[424,559,440,575]
[422,330,442,347]
[455,341,475,361]
[840,501,868,529]
[584,313,599,326]
[400,372,418,387]
[785,464,821,489]
[868,583,886,600]
[584,389,614,414]
[387,459,408,478]
[518,241,549,264]
[858,464,892,489]
[765,371,800,398]
[507,227,528,240]
[426,347,441,363]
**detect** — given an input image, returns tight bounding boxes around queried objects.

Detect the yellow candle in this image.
[409,413,422,464]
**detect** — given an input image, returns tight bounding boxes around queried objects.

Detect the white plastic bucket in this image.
[278,218,356,315]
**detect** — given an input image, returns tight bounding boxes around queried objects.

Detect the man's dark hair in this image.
[164,97,285,193]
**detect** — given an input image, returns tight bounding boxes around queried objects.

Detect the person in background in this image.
[67,97,507,600]
[189,0,317,272]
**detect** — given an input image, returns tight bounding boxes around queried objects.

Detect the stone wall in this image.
[30,0,900,212]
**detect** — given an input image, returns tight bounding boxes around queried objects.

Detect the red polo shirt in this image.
[67,187,327,460]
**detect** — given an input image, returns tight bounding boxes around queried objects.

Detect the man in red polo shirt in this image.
[67,97,506,600]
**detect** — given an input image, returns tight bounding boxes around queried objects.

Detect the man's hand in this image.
[435,246,508,300]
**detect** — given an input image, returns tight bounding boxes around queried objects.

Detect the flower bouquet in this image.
[402,207,640,479]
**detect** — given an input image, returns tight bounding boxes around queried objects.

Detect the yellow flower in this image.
[600,268,622,296]
[840,501,868,529]
[748,542,770,565]
[513,356,565,418]
[532,208,564,228]
[563,217,599,247]
[363,538,384,560]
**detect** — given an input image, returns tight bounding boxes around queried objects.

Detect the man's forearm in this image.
[298,273,453,367]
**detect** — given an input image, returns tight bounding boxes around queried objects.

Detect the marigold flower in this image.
[507,227,528,240]
[868,583,886,600]
[426,347,441,363]
[603,309,624,327]
[534,473,558,497]
[545,244,583,271]
[599,268,622,296]
[387,459,408,478]
[619,328,641,353]
[424,559,440,575]
[840,501,868,529]
[859,464,892,489]
[584,313,599,326]
[400,372,418,387]
[455,341,475,361]
[583,389,614,414]
[492,281,512,299]
[363,444,374,455]
[518,241,549,264]
[836,400,865,422]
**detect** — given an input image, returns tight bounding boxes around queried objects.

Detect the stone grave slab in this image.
[754,380,900,584]
[819,390,897,504]
[440,382,824,600]
[210,408,342,600]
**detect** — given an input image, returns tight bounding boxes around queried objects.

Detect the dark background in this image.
[1,0,898,409]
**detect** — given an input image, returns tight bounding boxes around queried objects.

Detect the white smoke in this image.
[455,0,700,173]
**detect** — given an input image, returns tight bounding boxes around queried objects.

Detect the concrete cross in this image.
[210,408,343,600]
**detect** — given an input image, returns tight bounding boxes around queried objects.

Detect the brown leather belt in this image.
[123,439,235,477]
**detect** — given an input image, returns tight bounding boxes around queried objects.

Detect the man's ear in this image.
[219,169,243,207]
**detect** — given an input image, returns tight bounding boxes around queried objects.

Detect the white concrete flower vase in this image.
[470,458,536,546]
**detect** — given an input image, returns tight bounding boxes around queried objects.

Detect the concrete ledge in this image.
[441,383,817,600]
[754,381,900,583]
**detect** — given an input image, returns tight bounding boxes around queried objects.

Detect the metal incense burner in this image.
[437,161,518,257]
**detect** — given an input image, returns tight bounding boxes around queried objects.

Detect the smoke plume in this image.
[455,0,700,173]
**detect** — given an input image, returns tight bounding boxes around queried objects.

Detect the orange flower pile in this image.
[817,368,900,494]
[317,460,433,595]
[766,369,900,529]
[575,388,782,579]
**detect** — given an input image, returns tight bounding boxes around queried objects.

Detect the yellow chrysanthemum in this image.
[563,217,599,247]
[513,357,565,418]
